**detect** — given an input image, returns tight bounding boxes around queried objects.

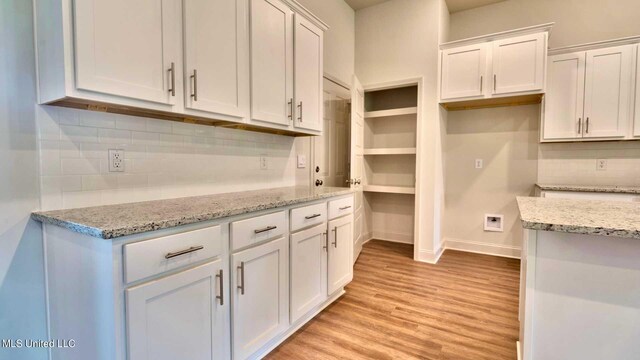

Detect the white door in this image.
[313,78,351,188]
[74,0,180,105]
[232,237,289,360]
[290,224,327,323]
[250,0,294,127]
[293,15,323,132]
[492,33,546,95]
[633,45,640,136]
[583,45,634,138]
[184,0,250,120]
[440,43,488,100]
[543,52,586,140]
[350,76,364,263]
[328,214,354,295]
[126,260,228,360]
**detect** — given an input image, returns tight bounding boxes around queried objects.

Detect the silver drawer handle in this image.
[331,227,338,247]
[305,213,322,219]
[323,231,328,252]
[339,206,351,210]
[254,225,277,234]
[237,262,245,295]
[165,245,204,259]
[216,269,224,306]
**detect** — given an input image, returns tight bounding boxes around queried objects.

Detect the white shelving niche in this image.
[362,83,419,246]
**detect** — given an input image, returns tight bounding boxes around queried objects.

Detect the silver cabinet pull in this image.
[331,227,338,247]
[168,62,175,97]
[493,74,497,92]
[355,179,361,185]
[190,69,198,101]
[254,225,277,234]
[164,245,204,259]
[480,75,483,92]
[297,101,303,122]
[288,99,293,120]
[323,231,328,252]
[237,262,245,295]
[577,118,582,134]
[585,117,590,134]
[305,213,322,219]
[339,205,351,210]
[216,269,224,305]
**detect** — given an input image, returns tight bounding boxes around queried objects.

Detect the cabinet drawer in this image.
[328,196,354,220]
[231,211,286,251]
[124,225,223,284]
[290,202,327,232]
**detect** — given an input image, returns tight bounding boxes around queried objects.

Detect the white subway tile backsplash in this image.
[132,131,160,146]
[99,128,131,144]
[79,111,116,128]
[61,158,101,175]
[117,174,148,188]
[82,174,118,191]
[146,119,173,134]
[60,125,98,143]
[172,122,196,136]
[115,115,147,131]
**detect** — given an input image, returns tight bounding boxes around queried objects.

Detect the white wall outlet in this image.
[297,154,307,169]
[260,156,268,170]
[108,149,125,172]
[475,159,483,169]
[484,214,504,232]
[596,159,607,171]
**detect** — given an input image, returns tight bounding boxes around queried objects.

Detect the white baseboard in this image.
[444,238,521,259]
[372,231,413,244]
[416,246,445,264]
[516,341,522,360]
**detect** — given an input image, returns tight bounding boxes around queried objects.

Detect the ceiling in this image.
[344,0,508,13]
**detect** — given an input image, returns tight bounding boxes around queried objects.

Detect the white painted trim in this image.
[516,341,522,360]
[362,77,423,92]
[443,238,521,259]
[285,0,328,31]
[416,246,445,264]
[440,22,554,50]
[372,231,413,244]
[323,73,350,91]
[549,35,640,55]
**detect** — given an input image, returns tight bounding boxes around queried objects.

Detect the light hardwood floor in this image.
[266,240,521,360]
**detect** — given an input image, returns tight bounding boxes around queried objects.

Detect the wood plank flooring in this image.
[266,240,521,360]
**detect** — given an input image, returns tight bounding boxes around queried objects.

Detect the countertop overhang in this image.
[32,186,354,239]
[536,183,640,194]
[517,196,640,239]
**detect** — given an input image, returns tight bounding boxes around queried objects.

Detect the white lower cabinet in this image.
[232,236,289,359]
[290,223,328,323]
[328,214,354,295]
[126,259,228,360]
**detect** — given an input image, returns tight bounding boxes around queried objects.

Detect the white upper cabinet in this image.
[293,15,324,132]
[250,0,294,128]
[439,24,551,104]
[583,45,634,139]
[543,52,586,140]
[183,0,250,120]
[74,0,180,106]
[492,33,546,95]
[440,43,488,100]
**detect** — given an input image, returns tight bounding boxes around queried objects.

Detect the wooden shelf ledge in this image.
[364,107,418,118]
[363,185,415,195]
[363,148,417,155]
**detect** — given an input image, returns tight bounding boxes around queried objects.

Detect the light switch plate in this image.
[475,159,483,169]
[297,155,307,169]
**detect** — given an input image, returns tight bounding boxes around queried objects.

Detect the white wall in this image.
[355,0,449,261]
[449,0,640,48]
[0,0,48,359]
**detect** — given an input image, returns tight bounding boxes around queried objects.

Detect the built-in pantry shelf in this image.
[363,148,417,155]
[364,107,417,118]
[363,185,416,195]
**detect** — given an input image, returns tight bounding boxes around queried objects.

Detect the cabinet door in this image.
[327,214,353,295]
[440,43,488,100]
[583,45,634,138]
[184,0,250,120]
[351,76,364,262]
[290,224,327,323]
[74,0,179,105]
[293,14,323,132]
[126,260,228,360]
[634,45,640,137]
[543,52,586,140]
[232,237,289,359]
[492,33,546,95]
[250,0,294,127]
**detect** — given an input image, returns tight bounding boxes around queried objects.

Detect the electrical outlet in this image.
[596,159,607,171]
[260,156,268,170]
[297,155,307,169]
[475,159,483,169]
[109,149,125,172]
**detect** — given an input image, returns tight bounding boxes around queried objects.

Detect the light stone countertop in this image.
[32,186,353,239]
[517,196,640,239]
[536,184,640,194]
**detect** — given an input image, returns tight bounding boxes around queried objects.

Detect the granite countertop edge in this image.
[32,187,354,240]
[536,183,640,195]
